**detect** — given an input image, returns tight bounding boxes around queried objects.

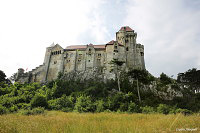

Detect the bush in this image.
[30,94,48,108]
[74,95,95,113]
[141,106,155,114]
[95,100,105,112]
[0,105,7,115]
[175,108,193,115]
[157,104,170,114]
[19,107,45,115]
[48,95,74,111]
[128,102,139,113]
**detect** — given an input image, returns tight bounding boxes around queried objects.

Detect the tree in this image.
[128,69,154,103]
[160,73,172,85]
[0,70,6,83]
[110,59,125,91]
[177,68,200,92]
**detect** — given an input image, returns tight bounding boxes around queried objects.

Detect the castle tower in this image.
[116,26,145,69]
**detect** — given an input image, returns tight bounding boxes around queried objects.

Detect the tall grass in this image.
[0,111,199,133]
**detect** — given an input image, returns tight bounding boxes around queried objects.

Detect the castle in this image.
[16,26,145,83]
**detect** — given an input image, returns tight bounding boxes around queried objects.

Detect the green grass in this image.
[0,111,199,133]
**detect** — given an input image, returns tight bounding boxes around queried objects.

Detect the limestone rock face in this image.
[16,26,145,83]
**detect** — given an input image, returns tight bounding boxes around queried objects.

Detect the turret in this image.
[16,68,24,80]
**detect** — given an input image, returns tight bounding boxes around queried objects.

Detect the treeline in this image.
[0,69,200,115]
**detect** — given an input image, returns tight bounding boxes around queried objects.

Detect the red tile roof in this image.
[119,26,133,32]
[106,40,123,46]
[107,40,115,45]
[65,44,106,50]
[94,45,106,49]
[66,45,87,49]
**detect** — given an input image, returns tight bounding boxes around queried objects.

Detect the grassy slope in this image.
[0,111,199,133]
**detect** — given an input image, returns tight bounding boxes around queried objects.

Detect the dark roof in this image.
[119,26,133,32]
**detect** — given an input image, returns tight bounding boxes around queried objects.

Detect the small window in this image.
[125,39,129,43]
[140,52,144,56]
[54,61,57,64]
[89,48,91,51]
[126,47,129,51]
[98,53,101,56]
[114,46,117,49]
[88,60,90,62]
[78,59,81,62]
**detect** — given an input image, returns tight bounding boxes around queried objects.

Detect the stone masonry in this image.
[16,26,145,83]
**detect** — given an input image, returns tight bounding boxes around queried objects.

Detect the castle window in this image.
[89,48,91,51]
[125,39,129,43]
[78,59,81,62]
[126,47,129,51]
[54,51,56,55]
[98,53,101,56]
[140,52,144,56]
[114,46,117,49]
[88,60,90,62]
[54,61,57,64]
[114,50,118,52]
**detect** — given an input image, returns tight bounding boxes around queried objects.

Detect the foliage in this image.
[30,94,48,108]
[0,70,6,83]
[74,95,95,112]
[0,105,7,115]
[0,68,200,114]
[19,107,45,115]
[157,104,170,114]
[141,106,155,114]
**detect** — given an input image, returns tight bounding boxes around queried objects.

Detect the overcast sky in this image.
[0,0,200,78]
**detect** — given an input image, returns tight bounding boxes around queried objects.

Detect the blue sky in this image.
[0,0,200,78]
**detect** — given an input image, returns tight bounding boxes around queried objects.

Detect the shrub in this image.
[48,95,74,111]
[128,102,139,113]
[74,95,95,113]
[175,108,193,115]
[9,105,18,112]
[19,107,45,115]
[0,105,7,115]
[30,94,48,108]
[157,104,170,114]
[141,106,155,114]
[32,107,45,115]
[95,100,105,112]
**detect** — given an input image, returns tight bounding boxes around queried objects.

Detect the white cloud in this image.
[123,0,200,77]
[0,0,105,77]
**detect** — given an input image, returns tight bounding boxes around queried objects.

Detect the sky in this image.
[0,0,200,78]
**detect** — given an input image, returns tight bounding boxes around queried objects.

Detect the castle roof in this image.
[106,40,123,46]
[119,26,133,32]
[65,44,106,50]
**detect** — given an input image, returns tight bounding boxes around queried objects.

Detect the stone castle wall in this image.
[16,26,145,83]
